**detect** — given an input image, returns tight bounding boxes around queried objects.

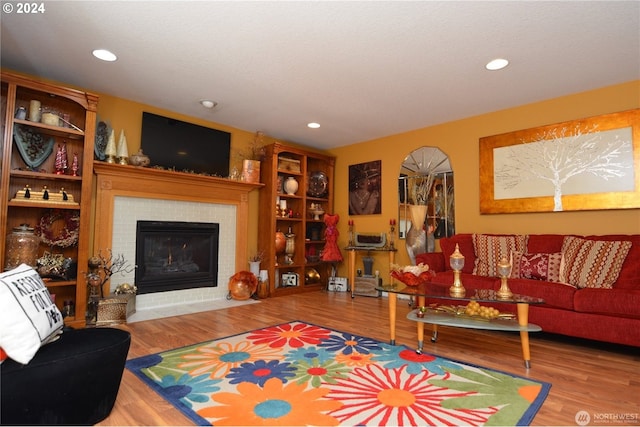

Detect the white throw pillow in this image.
[0,264,64,364]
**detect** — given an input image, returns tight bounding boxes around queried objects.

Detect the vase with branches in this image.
[406,174,436,263]
[248,250,264,277]
[238,131,266,183]
[85,249,134,323]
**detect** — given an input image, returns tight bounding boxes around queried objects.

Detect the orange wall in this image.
[328,80,640,272]
[7,69,638,278]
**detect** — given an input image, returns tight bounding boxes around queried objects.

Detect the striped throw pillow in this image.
[472,234,528,277]
[559,236,632,289]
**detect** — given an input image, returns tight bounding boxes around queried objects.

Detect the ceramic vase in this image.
[242,159,261,183]
[249,261,261,277]
[257,270,269,299]
[405,204,427,265]
[275,231,286,253]
[284,177,298,195]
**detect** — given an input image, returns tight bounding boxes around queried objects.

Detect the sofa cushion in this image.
[584,235,640,290]
[510,251,563,282]
[573,288,640,318]
[504,278,576,310]
[439,234,476,274]
[472,234,528,277]
[0,264,64,364]
[526,234,567,253]
[560,236,632,289]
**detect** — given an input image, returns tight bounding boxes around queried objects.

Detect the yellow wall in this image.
[328,80,640,273]
[8,69,638,279]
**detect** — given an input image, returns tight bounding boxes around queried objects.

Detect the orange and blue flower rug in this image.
[126,321,550,426]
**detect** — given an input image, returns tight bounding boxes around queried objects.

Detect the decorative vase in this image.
[228,271,258,301]
[4,224,40,271]
[242,159,261,183]
[405,204,428,265]
[284,177,298,195]
[284,227,295,265]
[275,230,286,254]
[129,149,150,167]
[249,261,261,277]
[257,270,269,299]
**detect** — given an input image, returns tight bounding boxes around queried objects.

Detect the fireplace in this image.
[135,220,219,294]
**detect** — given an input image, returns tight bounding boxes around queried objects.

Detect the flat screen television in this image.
[140,112,231,176]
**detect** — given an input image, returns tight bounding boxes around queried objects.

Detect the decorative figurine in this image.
[55,144,68,174]
[105,129,117,163]
[116,129,129,165]
[322,213,343,278]
[71,153,79,176]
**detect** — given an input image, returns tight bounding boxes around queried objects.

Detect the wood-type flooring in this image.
[97,290,640,426]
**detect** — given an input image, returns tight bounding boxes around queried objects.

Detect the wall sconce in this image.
[449,243,465,297]
[497,256,513,299]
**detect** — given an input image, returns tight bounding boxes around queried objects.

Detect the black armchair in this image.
[1,327,131,425]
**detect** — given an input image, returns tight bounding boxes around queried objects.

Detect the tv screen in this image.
[140,112,230,176]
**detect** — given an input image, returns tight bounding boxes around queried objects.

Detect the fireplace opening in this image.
[135,220,219,294]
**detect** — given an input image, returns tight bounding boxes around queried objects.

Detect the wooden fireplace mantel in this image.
[92,162,263,271]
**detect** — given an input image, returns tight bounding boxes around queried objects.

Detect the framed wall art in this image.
[479,109,640,214]
[349,160,382,215]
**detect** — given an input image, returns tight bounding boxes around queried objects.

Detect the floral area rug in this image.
[126,321,550,426]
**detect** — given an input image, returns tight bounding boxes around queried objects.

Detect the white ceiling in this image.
[2,1,638,150]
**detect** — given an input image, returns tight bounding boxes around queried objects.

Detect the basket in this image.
[96,294,136,326]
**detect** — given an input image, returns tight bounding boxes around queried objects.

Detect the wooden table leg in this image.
[348,249,356,299]
[388,292,397,345]
[517,303,532,369]
[416,295,425,353]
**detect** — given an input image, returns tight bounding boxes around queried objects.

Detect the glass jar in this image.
[5,224,40,271]
[62,300,75,318]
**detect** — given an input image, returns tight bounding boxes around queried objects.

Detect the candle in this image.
[348,220,354,226]
[390,219,396,225]
[279,200,287,210]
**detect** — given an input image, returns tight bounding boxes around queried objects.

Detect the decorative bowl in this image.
[390,263,434,286]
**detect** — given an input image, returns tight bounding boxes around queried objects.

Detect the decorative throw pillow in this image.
[472,234,528,277]
[510,251,563,282]
[559,236,632,289]
[0,264,64,364]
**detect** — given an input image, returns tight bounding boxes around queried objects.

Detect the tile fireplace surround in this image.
[93,163,262,310]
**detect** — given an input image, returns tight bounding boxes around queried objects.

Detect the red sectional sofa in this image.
[415,234,640,347]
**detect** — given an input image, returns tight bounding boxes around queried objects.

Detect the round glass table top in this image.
[376,282,545,304]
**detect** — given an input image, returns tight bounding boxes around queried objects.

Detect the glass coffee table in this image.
[376,282,544,368]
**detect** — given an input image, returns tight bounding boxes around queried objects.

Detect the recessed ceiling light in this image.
[307,122,320,129]
[486,58,509,71]
[92,49,117,62]
[200,100,217,109]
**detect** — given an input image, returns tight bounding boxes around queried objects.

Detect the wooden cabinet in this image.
[1,71,98,327]
[258,142,335,296]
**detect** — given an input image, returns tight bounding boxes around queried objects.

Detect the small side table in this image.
[345,246,397,298]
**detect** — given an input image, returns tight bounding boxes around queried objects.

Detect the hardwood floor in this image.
[98,291,640,426]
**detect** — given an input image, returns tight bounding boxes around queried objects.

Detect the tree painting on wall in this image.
[479,109,640,214]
